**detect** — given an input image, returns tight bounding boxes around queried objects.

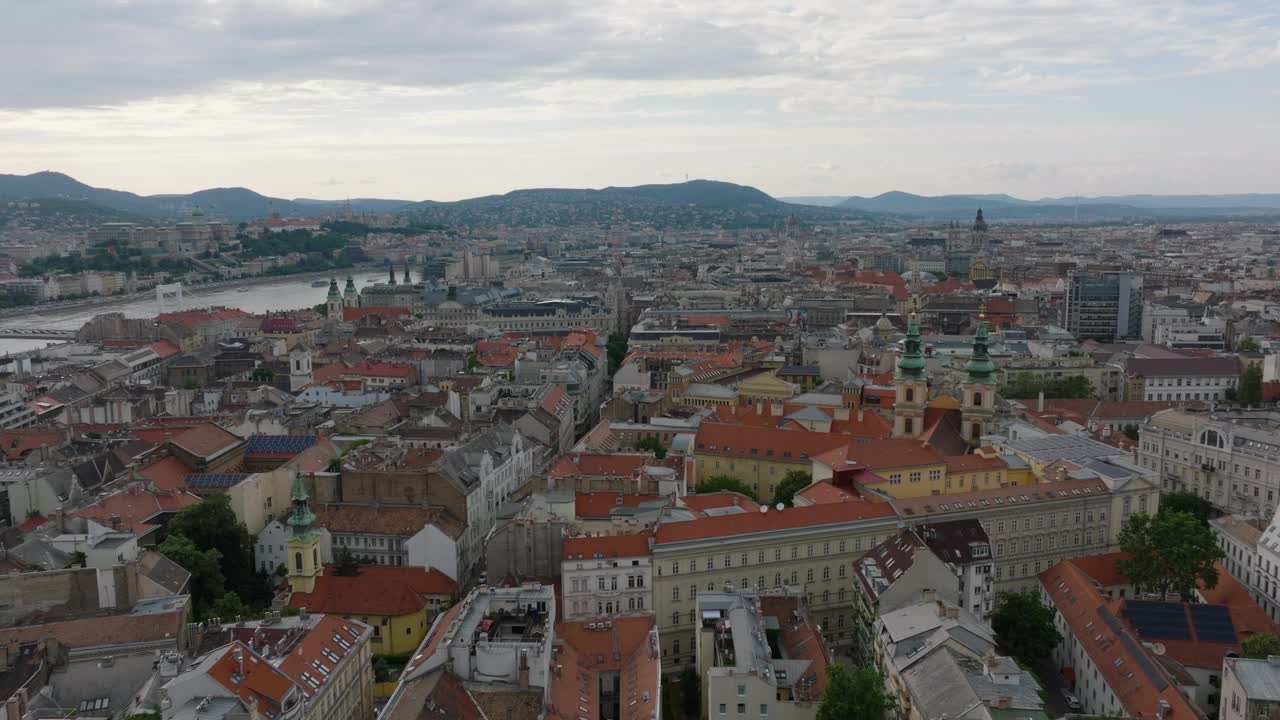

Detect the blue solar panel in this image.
[184,473,249,489]
[246,435,318,454]
[1123,600,1192,641]
[1190,604,1237,644]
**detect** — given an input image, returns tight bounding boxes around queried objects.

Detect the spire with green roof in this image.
[288,473,317,539]
[326,277,340,300]
[896,311,926,379]
[344,275,356,294]
[965,305,996,384]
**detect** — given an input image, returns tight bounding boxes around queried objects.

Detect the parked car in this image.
[1061,690,1082,711]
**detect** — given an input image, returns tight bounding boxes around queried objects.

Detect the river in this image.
[0,270,390,356]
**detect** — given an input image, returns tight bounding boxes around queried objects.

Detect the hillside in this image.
[0,197,152,231]
[827,190,1280,220]
[0,172,860,227]
[407,180,864,229]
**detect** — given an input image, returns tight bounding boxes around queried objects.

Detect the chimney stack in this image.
[1037,391,1045,413]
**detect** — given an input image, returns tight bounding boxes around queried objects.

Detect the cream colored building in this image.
[891,470,1159,595]
[653,498,900,668]
[1138,409,1280,516]
[227,465,297,535]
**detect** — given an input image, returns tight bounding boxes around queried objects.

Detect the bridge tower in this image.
[155,283,184,315]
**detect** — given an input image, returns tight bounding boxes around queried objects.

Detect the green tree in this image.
[990,591,1062,669]
[635,436,667,459]
[333,546,360,577]
[770,470,812,507]
[1160,491,1214,526]
[694,475,758,501]
[250,367,275,382]
[1003,374,1094,399]
[1238,338,1262,352]
[816,665,895,720]
[166,494,271,608]
[1121,423,1140,441]
[1117,511,1223,599]
[155,533,225,618]
[606,333,629,374]
[65,551,87,568]
[1242,633,1280,659]
[207,591,259,622]
[1240,365,1264,407]
[677,667,701,718]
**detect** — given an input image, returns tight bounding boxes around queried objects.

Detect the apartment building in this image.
[1221,657,1280,720]
[1064,270,1143,342]
[1138,409,1280,516]
[1040,560,1200,720]
[1124,357,1239,402]
[891,471,1157,595]
[696,589,831,720]
[1212,510,1280,624]
[561,532,654,619]
[653,495,900,668]
[162,613,374,720]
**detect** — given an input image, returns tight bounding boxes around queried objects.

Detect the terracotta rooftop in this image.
[137,455,196,492]
[575,492,663,519]
[656,496,896,545]
[170,422,243,459]
[1040,560,1201,720]
[548,616,659,720]
[287,565,457,617]
[562,532,653,561]
[312,503,463,539]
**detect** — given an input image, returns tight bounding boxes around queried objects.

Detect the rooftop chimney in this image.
[1037,391,1045,413]
[1157,699,1171,720]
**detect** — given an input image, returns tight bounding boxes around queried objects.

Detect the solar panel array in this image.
[1123,600,1192,641]
[1190,604,1237,644]
[185,473,250,490]
[246,435,318,454]
[1098,605,1169,690]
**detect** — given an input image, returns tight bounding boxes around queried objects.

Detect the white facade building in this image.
[560,532,653,619]
[1139,409,1280,516]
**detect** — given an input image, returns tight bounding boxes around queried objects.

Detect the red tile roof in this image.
[205,641,297,714]
[550,453,674,479]
[1064,552,1133,587]
[942,453,1008,473]
[575,492,663,519]
[138,455,195,492]
[288,565,457,617]
[656,497,895,544]
[150,340,182,359]
[548,616,658,720]
[1040,560,1200,720]
[760,595,830,698]
[343,306,410,322]
[72,484,200,534]
[0,426,68,461]
[344,360,413,379]
[562,532,653,560]
[171,422,243,459]
[275,615,370,700]
[795,482,858,505]
[693,422,851,463]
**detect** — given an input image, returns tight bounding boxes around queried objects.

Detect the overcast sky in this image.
[2,0,1277,201]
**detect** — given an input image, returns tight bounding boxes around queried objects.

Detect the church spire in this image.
[402,265,412,284]
[973,208,988,233]
[344,274,356,294]
[965,303,996,384]
[896,310,926,379]
[326,277,340,300]
[288,474,317,539]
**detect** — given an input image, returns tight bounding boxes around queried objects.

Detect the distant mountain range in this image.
[780,190,1280,220]
[5,171,1275,227]
[0,172,861,228]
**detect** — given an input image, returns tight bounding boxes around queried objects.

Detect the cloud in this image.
[1,0,1278,197]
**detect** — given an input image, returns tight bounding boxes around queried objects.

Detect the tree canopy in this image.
[606,333,629,374]
[1159,491,1214,526]
[1003,374,1094,399]
[770,470,812,507]
[166,494,272,608]
[635,436,667,459]
[1240,365,1264,407]
[1117,511,1223,599]
[207,591,259,622]
[991,591,1062,670]
[694,475,757,501]
[333,546,360,577]
[816,665,895,720]
[155,533,225,618]
[1242,633,1280,659]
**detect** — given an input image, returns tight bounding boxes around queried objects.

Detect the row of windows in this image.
[669,569,850,602]
[568,575,646,592]
[991,510,1106,534]
[571,597,644,614]
[660,540,870,575]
